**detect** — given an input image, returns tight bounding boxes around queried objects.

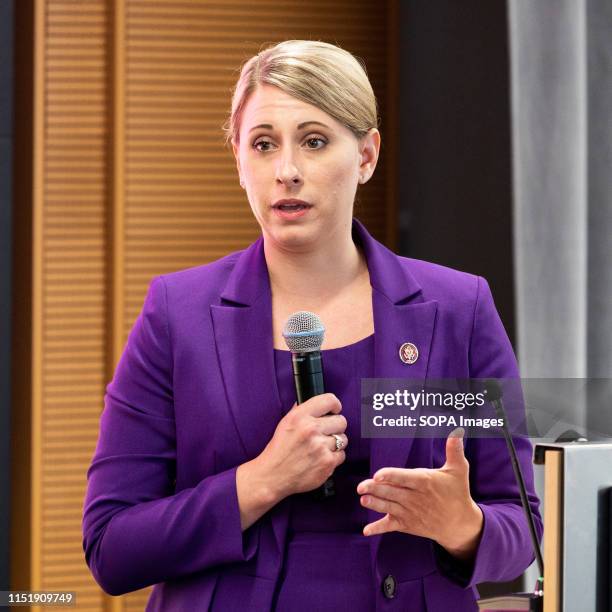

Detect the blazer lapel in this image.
[350,219,439,565]
[369,292,438,477]
[351,218,438,477]
[210,238,283,463]
[210,237,290,564]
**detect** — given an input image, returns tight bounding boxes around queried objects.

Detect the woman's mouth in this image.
[272,201,312,219]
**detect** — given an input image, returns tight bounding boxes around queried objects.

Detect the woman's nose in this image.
[275,152,303,186]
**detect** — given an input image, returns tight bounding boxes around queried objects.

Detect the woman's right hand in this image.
[256,393,348,499]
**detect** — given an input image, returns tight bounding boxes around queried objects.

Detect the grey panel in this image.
[563,444,612,612]
[536,442,612,611]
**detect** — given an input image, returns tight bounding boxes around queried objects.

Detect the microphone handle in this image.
[291,351,335,500]
[292,351,325,403]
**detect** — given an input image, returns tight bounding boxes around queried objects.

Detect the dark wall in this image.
[0,0,14,593]
[397,0,516,346]
[396,1,519,596]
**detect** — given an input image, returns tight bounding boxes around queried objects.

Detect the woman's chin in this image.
[265,223,318,252]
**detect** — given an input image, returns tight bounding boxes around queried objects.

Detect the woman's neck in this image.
[263,230,368,304]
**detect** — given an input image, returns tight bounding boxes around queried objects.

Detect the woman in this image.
[82,40,542,611]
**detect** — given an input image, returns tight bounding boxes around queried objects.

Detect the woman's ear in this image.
[231,140,244,188]
[358,128,381,184]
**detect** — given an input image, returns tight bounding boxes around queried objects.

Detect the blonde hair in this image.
[223,40,379,146]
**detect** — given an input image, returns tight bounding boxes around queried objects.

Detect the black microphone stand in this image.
[480,379,544,611]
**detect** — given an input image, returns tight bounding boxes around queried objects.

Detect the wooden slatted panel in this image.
[39,1,109,610]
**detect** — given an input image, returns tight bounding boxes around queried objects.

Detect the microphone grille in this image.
[282,311,325,353]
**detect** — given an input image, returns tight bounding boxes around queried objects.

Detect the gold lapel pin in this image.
[399,342,418,365]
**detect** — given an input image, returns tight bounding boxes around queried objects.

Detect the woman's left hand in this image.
[356,427,484,562]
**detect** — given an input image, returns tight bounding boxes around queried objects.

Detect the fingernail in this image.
[449,427,465,439]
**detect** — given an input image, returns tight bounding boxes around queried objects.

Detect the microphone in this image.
[483,379,544,601]
[283,311,335,500]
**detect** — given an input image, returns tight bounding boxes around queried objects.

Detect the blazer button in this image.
[382,574,396,599]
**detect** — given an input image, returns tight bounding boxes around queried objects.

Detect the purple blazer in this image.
[82,218,542,611]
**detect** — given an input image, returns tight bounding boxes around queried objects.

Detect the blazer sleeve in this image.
[82,276,258,596]
[432,275,543,589]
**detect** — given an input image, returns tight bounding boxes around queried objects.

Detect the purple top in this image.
[271,334,380,611]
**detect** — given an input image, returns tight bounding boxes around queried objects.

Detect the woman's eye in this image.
[305,137,327,149]
[253,140,273,152]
